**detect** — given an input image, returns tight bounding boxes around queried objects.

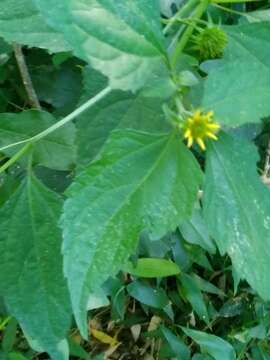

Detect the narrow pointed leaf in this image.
[0,175,71,360]
[203,133,270,300]
[127,281,169,309]
[179,273,209,323]
[161,326,190,360]
[124,258,180,278]
[179,208,215,253]
[62,129,202,336]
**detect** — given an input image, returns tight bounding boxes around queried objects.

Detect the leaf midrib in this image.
[210,141,262,273]
[26,175,61,339]
[76,132,176,324]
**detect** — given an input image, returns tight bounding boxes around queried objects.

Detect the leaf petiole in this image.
[171,0,210,68]
[0,143,32,174]
[163,0,199,35]
[0,86,111,173]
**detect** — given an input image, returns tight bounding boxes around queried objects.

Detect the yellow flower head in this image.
[183,110,220,151]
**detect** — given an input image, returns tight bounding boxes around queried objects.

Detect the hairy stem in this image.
[163,0,199,35]
[13,44,41,110]
[0,86,111,172]
[33,86,111,142]
[0,143,32,174]
[171,0,209,68]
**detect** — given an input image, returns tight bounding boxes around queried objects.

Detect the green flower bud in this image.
[192,26,228,60]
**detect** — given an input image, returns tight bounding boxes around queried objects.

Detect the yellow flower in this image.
[182,110,220,151]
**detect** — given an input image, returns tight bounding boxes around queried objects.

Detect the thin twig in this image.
[163,0,199,35]
[13,44,41,110]
[171,0,210,68]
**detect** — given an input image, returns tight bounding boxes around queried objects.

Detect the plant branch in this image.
[0,143,32,174]
[212,3,247,16]
[171,0,209,68]
[163,0,199,35]
[0,86,111,172]
[13,44,41,110]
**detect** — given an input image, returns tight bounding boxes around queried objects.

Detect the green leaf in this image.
[62,129,202,336]
[179,274,209,323]
[31,63,82,116]
[191,274,224,297]
[2,318,17,354]
[192,355,213,360]
[0,175,20,206]
[68,337,90,360]
[76,67,171,166]
[0,0,70,53]
[182,327,236,360]
[92,355,104,360]
[202,23,270,125]
[87,290,109,311]
[33,0,169,91]
[244,9,270,22]
[161,326,190,360]
[0,111,76,171]
[0,175,71,360]
[127,281,169,309]
[203,133,270,301]
[8,353,30,360]
[179,208,216,254]
[124,258,181,278]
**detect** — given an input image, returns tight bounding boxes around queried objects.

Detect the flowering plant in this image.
[0,0,270,358]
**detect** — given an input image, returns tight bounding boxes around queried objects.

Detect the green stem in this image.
[212,0,260,3]
[236,339,253,360]
[171,0,209,68]
[0,316,11,331]
[0,86,111,173]
[213,3,248,16]
[163,0,199,35]
[0,86,111,153]
[33,86,111,142]
[0,143,32,174]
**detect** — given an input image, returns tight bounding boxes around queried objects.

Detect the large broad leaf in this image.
[0,110,76,170]
[0,0,70,53]
[202,22,270,126]
[62,129,202,336]
[203,133,270,300]
[0,175,71,360]
[76,67,171,166]
[33,0,169,91]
